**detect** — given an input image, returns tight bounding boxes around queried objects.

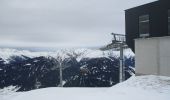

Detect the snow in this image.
[0,86,19,100]
[1,75,170,100]
[25,64,31,66]
[0,48,68,63]
[116,75,170,93]
[0,48,134,63]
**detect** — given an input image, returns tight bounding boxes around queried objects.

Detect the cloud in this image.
[0,0,157,48]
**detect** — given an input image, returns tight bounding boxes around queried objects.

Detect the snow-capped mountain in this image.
[0,48,134,63]
[0,48,135,91]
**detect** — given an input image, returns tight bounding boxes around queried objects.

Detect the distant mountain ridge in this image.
[0,48,135,91]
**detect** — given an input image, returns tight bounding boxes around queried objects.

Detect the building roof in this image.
[125,0,158,11]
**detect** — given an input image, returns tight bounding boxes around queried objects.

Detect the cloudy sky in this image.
[0,0,156,49]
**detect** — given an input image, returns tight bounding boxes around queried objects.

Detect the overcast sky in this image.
[0,0,156,49]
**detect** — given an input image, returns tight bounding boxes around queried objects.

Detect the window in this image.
[168,10,170,35]
[139,15,150,37]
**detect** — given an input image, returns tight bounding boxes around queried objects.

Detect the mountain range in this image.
[0,48,135,91]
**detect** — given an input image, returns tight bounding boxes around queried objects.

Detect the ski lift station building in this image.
[125,0,170,76]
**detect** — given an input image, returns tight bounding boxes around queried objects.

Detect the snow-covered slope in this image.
[1,75,170,100]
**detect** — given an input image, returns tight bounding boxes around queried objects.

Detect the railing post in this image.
[119,43,124,82]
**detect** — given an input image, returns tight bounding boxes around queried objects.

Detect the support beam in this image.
[59,63,63,87]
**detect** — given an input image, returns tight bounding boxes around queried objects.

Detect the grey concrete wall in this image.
[135,36,170,76]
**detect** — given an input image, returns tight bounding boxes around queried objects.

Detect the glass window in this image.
[168,10,170,35]
[139,15,150,37]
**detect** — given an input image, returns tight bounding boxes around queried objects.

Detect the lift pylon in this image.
[100,33,128,82]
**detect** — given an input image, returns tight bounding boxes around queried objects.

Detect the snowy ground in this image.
[0,75,170,100]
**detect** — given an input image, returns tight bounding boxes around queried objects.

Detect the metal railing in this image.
[111,33,126,43]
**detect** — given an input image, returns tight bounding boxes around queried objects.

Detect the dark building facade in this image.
[125,0,170,52]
